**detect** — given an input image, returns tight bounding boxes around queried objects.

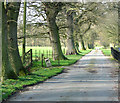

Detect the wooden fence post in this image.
[47,50,48,58]
[48,50,49,58]
[43,50,45,57]
[39,50,40,60]
[41,54,44,67]
[58,55,60,66]
[30,49,32,66]
[35,50,37,59]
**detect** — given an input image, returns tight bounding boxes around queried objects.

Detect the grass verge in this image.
[38,50,92,67]
[1,49,91,102]
[101,49,111,56]
[1,67,64,101]
[101,49,117,61]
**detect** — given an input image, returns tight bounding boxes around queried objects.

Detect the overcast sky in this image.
[18,2,46,25]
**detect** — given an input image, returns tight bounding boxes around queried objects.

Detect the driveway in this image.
[7,50,118,101]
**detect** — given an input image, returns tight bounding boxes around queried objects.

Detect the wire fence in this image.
[22,48,66,68]
[32,48,66,61]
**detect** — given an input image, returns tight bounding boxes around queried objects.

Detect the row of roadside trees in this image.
[1,1,119,81]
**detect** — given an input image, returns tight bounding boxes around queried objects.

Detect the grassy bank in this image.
[1,49,91,101]
[101,49,111,56]
[1,67,64,101]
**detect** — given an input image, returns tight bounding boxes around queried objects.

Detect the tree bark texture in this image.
[75,42,80,53]
[2,3,18,81]
[44,3,67,60]
[6,2,24,75]
[118,2,120,47]
[88,43,94,49]
[66,12,78,55]
[80,35,86,50]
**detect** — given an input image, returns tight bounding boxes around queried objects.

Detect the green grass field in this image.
[2,48,91,101]
[18,46,67,61]
[18,46,66,57]
[101,49,111,56]
[19,46,52,54]
[18,46,91,59]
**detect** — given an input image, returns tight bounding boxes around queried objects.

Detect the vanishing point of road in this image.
[7,50,119,101]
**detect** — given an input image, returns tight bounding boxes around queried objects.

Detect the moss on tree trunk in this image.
[2,3,18,81]
[75,42,80,53]
[48,18,66,60]
[44,3,67,60]
[7,2,25,75]
[80,35,86,50]
[66,12,78,55]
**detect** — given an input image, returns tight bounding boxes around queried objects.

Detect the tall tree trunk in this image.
[7,2,25,75]
[22,1,27,63]
[88,43,94,49]
[0,1,2,80]
[48,17,66,60]
[88,43,91,49]
[44,3,67,60]
[80,35,86,50]
[75,42,80,53]
[2,3,18,81]
[66,12,78,55]
[118,2,120,48]
[118,2,120,99]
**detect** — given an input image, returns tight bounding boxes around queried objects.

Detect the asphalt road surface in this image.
[7,50,118,101]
